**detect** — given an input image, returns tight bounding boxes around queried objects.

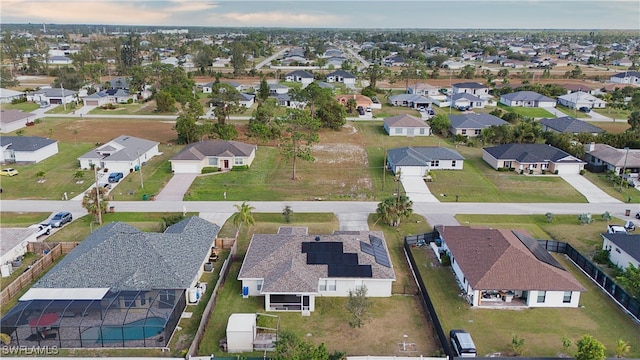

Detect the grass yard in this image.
[593,107,631,121]
[498,103,554,118]
[372,104,423,119]
[555,104,587,118]
[0,101,40,112]
[411,246,640,357]
[45,102,79,114]
[198,212,439,357]
[427,146,587,203]
[588,121,630,133]
[0,212,50,227]
[88,100,174,116]
[581,172,640,204]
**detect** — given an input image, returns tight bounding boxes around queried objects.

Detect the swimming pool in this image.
[82,317,165,343]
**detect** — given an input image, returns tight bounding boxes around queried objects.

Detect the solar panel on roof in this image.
[513,231,565,270]
[360,242,375,255]
[328,265,372,278]
[369,235,384,247]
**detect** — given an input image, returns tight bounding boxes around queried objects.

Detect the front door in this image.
[303,296,310,310]
[224,160,229,169]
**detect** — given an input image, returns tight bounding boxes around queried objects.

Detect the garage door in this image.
[85,100,99,106]
[398,166,425,178]
[172,162,201,174]
[49,98,62,104]
[556,164,582,175]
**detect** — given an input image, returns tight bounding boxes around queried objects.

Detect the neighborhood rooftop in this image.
[539,116,603,134]
[387,147,464,166]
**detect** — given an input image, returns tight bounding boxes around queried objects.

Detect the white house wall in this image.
[525,290,581,308]
[603,237,640,269]
[14,143,59,163]
[386,126,431,136]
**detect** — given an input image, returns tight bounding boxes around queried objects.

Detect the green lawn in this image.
[88,102,176,116]
[498,103,554,118]
[593,107,631,121]
[582,172,640,204]
[0,101,40,112]
[0,142,95,200]
[589,121,629,133]
[412,247,640,357]
[427,146,587,203]
[45,102,79,114]
[555,104,587,118]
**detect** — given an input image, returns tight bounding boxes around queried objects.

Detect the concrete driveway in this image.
[587,110,614,122]
[559,174,622,203]
[400,176,439,203]
[336,212,370,231]
[155,174,198,201]
[541,107,566,118]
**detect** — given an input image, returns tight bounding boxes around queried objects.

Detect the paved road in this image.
[255,47,289,69]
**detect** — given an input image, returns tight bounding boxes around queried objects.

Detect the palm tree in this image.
[82,186,109,224]
[231,201,256,239]
[615,339,631,358]
[376,195,413,227]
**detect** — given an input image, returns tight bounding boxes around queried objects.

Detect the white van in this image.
[450,329,477,357]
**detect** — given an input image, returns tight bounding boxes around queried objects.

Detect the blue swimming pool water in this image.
[82,317,165,343]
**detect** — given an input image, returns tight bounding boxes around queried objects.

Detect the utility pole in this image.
[137,149,144,189]
[61,83,66,111]
[620,147,629,193]
[94,166,102,225]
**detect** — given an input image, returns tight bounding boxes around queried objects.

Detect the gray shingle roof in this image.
[388,146,464,166]
[484,143,582,163]
[238,228,395,293]
[450,93,482,102]
[449,113,508,129]
[31,88,77,97]
[171,140,256,161]
[452,82,487,89]
[539,116,603,134]
[501,91,555,103]
[601,233,640,262]
[286,70,314,78]
[0,136,57,151]
[78,135,159,161]
[327,70,356,79]
[384,114,427,128]
[611,71,640,78]
[34,216,219,291]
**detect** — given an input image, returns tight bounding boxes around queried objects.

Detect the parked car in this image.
[450,329,477,357]
[579,106,591,113]
[108,172,124,183]
[29,223,52,237]
[357,106,365,116]
[636,212,640,220]
[39,102,50,108]
[0,168,19,176]
[607,224,627,234]
[625,221,635,232]
[457,105,470,111]
[49,212,72,228]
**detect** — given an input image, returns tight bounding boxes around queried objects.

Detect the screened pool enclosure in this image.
[0,289,185,348]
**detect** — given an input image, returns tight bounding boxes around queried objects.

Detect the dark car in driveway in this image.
[49,212,72,228]
[579,106,591,113]
[108,172,124,183]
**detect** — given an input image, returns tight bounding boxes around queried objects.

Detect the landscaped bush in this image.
[440,252,451,266]
[231,165,249,171]
[497,167,511,172]
[127,98,134,104]
[34,118,43,124]
[11,97,27,104]
[529,169,534,174]
[101,103,117,110]
[593,249,610,264]
[580,169,586,175]
[201,167,218,174]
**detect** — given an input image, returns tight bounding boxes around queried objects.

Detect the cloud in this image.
[219,11,347,26]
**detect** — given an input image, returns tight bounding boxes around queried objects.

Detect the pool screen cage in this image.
[0,289,185,348]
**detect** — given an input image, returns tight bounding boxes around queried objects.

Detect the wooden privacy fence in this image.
[0,242,79,304]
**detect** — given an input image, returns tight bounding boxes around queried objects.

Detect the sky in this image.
[1,0,639,29]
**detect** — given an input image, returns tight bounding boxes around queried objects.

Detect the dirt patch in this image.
[312,143,368,165]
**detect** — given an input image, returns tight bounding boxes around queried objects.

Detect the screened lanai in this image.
[0,289,185,348]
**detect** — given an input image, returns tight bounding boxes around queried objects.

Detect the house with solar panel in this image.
[238,227,395,312]
[435,225,585,308]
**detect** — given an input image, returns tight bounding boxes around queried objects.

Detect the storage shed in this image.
[226,313,257,353]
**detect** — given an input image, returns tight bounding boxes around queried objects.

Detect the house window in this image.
[394,128,403,134]
[355,280,364,291]
[319,280,336,292]
[615,247,621,254]
[123,293,136,307]
[257,279,263,291]
[208,157,218,166]
[537,291,546,303]
[563,291,572,303]
[451,160,456,167]
[234,158,244,165]
[474,129,481,135]
[461,129,467,135]
[430,160,439,167]
[419,128,425,135]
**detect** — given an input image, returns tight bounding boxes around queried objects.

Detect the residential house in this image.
[169,140,257,173]
[82,89,136,106]
[539,116,603,136]
[284,70,314,88]
[316,81,335,92]
[584,143,640,176]
[0,216,219,349]
[47,55,72,65]
[0,88,25,104]
[452,82,489,98]
[384,55,405,66]
[447,93,487,109]
[483,143,585,174]
[0,110,38,134]
[0,136,59,164]
[408,82,440,97]
[272,93,306,109]
[435,225,585,308]
[387,147,464,176]
[601,233,640,269]
[609,71,640,84]
[202,81,243,94]
[77,135,160,174]
[268,83,290,95]
[499,91,556,108]
[449,113,508,137]
[326,70,356,86]
[388,94,431,109]
[238,227,395,312]
[0,228,38,271]
[237,93,255,108]
[27,88,77,105]
[335,94,373,109]
[561,83,598,95]
[325,57,347,68]
[557,91,606,109]
[107,77,130,90]
[383,114,431,137]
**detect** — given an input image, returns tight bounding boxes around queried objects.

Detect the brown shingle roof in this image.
[238,227,396,293]
[437,226,585,292]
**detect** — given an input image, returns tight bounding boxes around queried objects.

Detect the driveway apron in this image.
[155,174,198,201]
[400,176,439,203]
[559,174,622,203]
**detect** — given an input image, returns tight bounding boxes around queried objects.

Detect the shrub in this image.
[34,118,43,124]
[554,170,559,175]
[579,169,586,175]
[11,97,27,104]
[440,252,451,266]
[232,165,249,171]
[201,167,218,174]
[529,169,534,174]
[127,98,134,104]
[593,249,610,264]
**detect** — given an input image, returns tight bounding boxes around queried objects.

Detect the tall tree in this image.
[82,187,109,225]
[210,83,242,125]
[248,98,281,143]
[376,195,413,227]
[230,42,247,76]
[345,285,371,328]
[231,201,255,239]
[628,111,640,131]
[279,108,320,180]
[258,77,270,102]
[174,99,205,144]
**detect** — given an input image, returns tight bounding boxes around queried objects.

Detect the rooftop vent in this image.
[315,236,321,242]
